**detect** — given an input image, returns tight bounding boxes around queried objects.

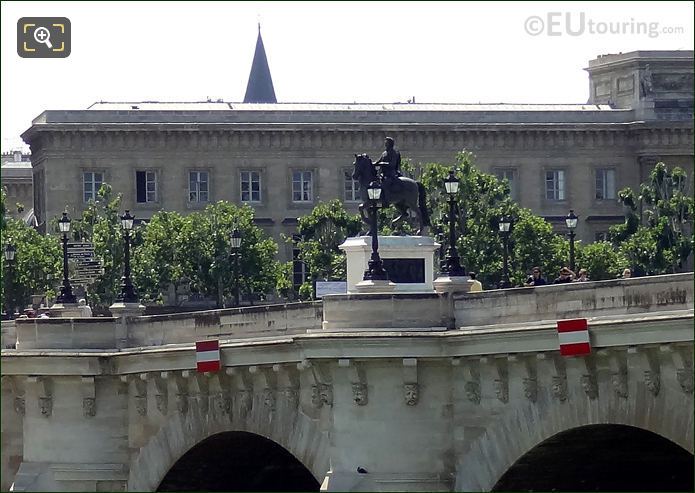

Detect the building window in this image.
[136,171,158,203]
[292,235,308,290]
[595,168,616,200]
[343,168,361,202]
[595,232,610,242]
[545,170,565,201]
[292,170,313,202]
[188,171,209,203]
[83,171,104,203]
[240,171,261,203]
[494,168,518,200]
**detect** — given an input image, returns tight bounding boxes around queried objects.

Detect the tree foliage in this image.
[1,212,61,314]
[611,162,694,274]
[132,202,283,306]
[401,151,568,287]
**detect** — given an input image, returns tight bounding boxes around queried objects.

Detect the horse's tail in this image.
[417,182,431,227]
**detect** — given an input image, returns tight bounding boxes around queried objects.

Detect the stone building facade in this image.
[20,50,694,266]
[1,151,34,224]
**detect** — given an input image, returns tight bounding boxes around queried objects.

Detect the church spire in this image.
[243,24,277,103]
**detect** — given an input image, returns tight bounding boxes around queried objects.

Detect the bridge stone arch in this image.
[128,394,330,491]
[455,373,694,491]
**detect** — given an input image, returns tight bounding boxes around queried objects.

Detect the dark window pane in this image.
[136,171,146,203]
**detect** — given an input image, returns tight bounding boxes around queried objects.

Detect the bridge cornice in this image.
[1,310,691,376]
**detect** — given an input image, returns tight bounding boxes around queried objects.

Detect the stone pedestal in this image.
[340,236,440,294]
[433,274,473,294]
[48,303,82,318]
[108,302,145,318]
[353,279,396,293]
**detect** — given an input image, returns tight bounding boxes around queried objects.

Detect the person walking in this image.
[622,268,632,279]
[468,272,483,292]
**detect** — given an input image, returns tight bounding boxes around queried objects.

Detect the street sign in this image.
[316,281,348,298]
[68,252,95,259]
[196,340,221,372]
[76,260,101,267]
[557,318,591,356]
[67,242,94,249]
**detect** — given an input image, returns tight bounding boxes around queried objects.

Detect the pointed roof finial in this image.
[243,24,277,103]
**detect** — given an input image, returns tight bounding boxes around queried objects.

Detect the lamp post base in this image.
[354,279,397,293]
[109,301,146,318]
[433,274,473,294]
[48,303,82,318]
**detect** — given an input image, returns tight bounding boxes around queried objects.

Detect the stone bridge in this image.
[1,273,693,491]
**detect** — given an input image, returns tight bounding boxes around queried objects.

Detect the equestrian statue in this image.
[352,137,431,235]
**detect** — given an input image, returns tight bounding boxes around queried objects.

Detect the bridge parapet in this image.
[453,272,693,327]
[14,301,323,350]
[10,273,693,350]
[322,273,693,331]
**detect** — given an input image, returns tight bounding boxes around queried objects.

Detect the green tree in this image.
[403,151,568,287]
[575,241,627,280]
[294,200,362,290]
[132,202,283,307]
[1,216,61,315]
[507,209,567,286]
[611,162,694,274]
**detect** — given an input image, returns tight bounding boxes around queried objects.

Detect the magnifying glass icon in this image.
[33,27,53,49]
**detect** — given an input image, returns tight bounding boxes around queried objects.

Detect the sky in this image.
[1,1,693,151]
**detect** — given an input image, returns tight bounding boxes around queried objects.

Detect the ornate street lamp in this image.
[565,209,578,272]
[4,241,16,317]
[116,210,139,303]
[230,228,242,307]
[56,212,77,304]
[362,181,388,281]
[498,216,512,289]
[443,170,465,276]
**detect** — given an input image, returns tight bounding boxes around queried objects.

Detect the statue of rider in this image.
[375,137,402,203]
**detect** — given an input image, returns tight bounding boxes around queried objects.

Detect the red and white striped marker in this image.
[557,318,591,357]
[195,339,221,372]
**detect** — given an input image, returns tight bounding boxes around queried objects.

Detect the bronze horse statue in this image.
[352,153,431,235]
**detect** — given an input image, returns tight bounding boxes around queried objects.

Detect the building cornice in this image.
[22,124,693,154]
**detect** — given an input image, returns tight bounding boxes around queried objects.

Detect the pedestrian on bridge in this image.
[524,267,547,287]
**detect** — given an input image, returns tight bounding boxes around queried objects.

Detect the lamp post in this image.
[565,210,578,272]
[230,228,242,307]
[56,212,77,304]
[498,216,512,289]
[362,180,388,281]
[443,170,465,276]
[116,210,139,303]
[4,242,16,318]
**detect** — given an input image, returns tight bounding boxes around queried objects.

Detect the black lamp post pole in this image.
[234,251,240,307]
[363,184,388,281]
[501,233,511,288]
[565,209,578,273]
[4,257,13,318]
[57,230,76,304]
[118,211,138,303]
[444,194,465,276]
